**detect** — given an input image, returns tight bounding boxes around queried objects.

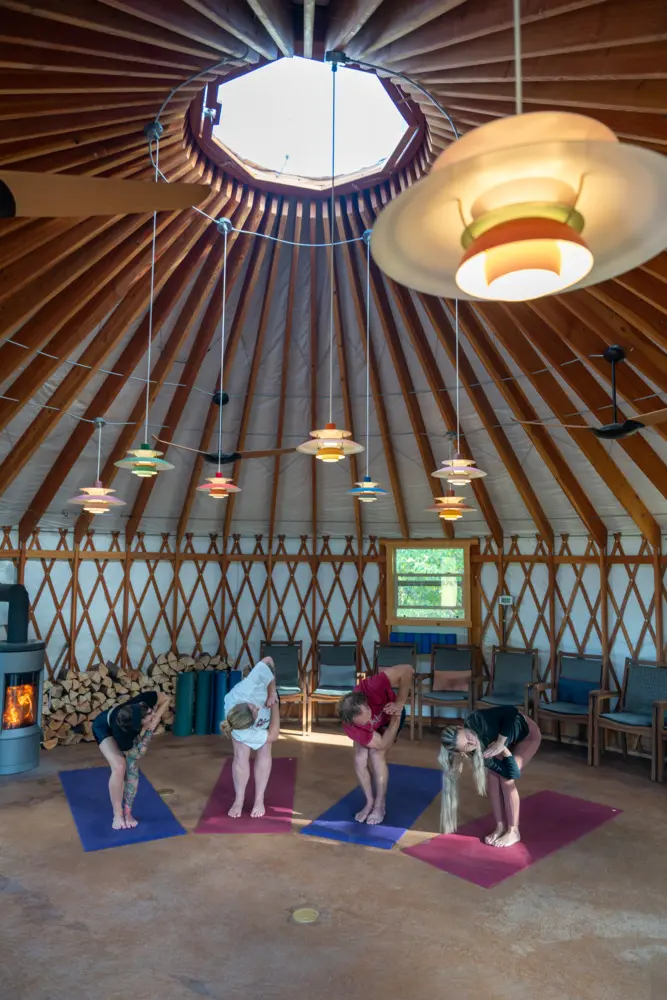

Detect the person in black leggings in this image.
[92,691,169,830]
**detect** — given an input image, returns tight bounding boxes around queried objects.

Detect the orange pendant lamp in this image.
[68,419,126,517]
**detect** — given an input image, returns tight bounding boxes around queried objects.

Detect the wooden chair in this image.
[528,651,605,765]
[653,695,667,783]
[372,640,417,741]
[475,645,538,713]
[593,658,667,781]
[415,643,478,741]
[309,641,360,732]
[259,640,307,736]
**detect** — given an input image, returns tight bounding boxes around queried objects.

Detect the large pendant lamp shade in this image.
[68,418,126,516]
[196,472,240,500]
[433,454,487,486]
[427,492,476,522]
[371,111,667,302]
[115,443,174,478]
[297,423,364,463]
[349,476,388,503]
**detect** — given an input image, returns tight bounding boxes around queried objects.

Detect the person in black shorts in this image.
[92,690,169,830]
[438,704,542,847]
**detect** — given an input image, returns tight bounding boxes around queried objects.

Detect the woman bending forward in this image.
[439,704,541,847]
[93,690,170,830]
[221,656,280,819]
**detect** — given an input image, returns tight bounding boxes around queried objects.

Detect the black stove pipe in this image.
[0,584,30,644]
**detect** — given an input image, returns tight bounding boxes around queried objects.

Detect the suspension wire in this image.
[143,137,159,444]
[455,299,460,452]
[217,225,229,473]
[328,62,338,425]
[513,0,523,115]
[365,234,371,478]
[96,420,102,481]
[154,54,243,125]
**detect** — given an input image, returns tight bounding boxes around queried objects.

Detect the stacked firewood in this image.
[40,651,227,750]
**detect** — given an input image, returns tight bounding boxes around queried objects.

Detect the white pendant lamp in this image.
[370,0,667,302]
[297,61,363,463]
[68,418,126,516]
[347,230,388,503]
[432,301,486,487]
[196,219,241,499]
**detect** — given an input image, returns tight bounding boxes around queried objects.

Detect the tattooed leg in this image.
[122,729,153,826]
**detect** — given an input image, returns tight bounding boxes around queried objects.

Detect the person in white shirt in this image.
[221,655,280,819]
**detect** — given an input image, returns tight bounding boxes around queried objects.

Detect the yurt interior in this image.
[1,2,667,998]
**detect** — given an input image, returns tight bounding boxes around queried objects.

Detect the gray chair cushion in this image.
[478,693,521,707]
[540,700,589,716]
[318,663,356,691]
[600,710,652,728]
[318,645,357,667]
[277,685,301,697]
[376,645,415,668]
[422,690,468,703]
[432,647,473,672]
[312,687,349,698]
[492,652,534,700]
[263,645,300,687]
[625,664,667,714]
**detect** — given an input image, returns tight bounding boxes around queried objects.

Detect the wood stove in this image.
[0,583,45,775]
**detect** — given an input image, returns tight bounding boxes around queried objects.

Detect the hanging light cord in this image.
[513,0,523,115]
[217,226,229,474]
[455,299,460,453]
[96,420,103,482]
[328,63,338,425]
[365,235,371,478]
[143,138,159,444]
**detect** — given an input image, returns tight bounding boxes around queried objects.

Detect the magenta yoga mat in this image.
[194,756,297,835]
[402,790,621,889]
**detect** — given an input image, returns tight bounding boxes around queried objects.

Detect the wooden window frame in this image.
[381,539,476,629]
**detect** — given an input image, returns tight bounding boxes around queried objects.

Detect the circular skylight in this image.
[213,57,409,183]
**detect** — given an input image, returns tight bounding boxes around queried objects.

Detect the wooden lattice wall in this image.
[1,528,664,683]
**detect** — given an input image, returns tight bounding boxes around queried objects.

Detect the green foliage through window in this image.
[394,547,466,621]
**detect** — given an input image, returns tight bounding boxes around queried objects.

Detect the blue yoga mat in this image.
[301,763,442,850]
[59,767,187,852]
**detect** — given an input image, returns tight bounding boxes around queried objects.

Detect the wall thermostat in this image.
[499,595,514,607]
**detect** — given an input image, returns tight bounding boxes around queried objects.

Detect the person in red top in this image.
[337,664,414,826]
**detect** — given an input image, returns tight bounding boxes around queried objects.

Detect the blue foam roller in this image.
[194,669,213,736]
[211,670,229,734]
[228,669,242,695]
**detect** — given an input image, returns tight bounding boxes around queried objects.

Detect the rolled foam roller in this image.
[194,669,213,736]
[211,670,229,734]
[228,669,242,697]
[173,671,195,737]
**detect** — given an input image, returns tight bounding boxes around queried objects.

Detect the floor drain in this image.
[157,788,174,797]
[292,907,319,925]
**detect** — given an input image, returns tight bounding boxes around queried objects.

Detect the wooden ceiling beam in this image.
[427,79,667,115]
[0,100,190,147]
[0,189,219,493]
[244,0,294,57]
[614,269,667,318]
[0,6,214,70]
[475,302,659,545]
[20,191,234,542]
[303,0,315,59]
[338,197,410,539]
[0,92,199,121]
[323,199,363,550]
[268,204,301,544]
[512,300,667,498]
[175,195,272,545]
[587,281,667,351]
[0,69,203,90]
[0,0,229,60]
[324,0,385,53]
[223,200,289,540]
[390,0,667,74]
[346,0,467,59]
[0,218,83,270]
[181,0,278,61]
[98,0,259,60]
[19,129,184,177]
[420,294,562,547]
[0,41,200,78]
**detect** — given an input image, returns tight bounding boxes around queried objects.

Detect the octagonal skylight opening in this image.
[212,57,410,187]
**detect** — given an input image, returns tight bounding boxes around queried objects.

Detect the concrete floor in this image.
[0,728,665,1000]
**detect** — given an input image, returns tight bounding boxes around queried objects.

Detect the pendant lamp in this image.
[370,0,667,302]
[348,230,389,503]
[68,419,126,516]
[196,219,242,499]
[427,491,475,522]
[297,62,363,463]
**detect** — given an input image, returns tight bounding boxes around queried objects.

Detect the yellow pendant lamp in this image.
[370,1,667,302]
[427,491,476,522]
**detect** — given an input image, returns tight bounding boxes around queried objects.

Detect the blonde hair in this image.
[438,726,487,833]
[220,702,255,737]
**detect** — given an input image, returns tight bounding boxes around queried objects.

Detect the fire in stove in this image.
[2,683,36,730]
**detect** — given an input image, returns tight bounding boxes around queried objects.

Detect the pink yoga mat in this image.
[402,790,621,889]
[194,756,297,835]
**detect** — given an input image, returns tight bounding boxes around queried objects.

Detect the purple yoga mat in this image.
[402,790,621,889]
[194,756,297,835]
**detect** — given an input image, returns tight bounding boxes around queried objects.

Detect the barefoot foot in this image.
[250,801,265,819]
[366,806,386,826]
[355,802,374,823]
[112,815,127,830]
[484,824,505,846]
[494,829,521,848]
[228,801,243,818]
[123,808,138,829]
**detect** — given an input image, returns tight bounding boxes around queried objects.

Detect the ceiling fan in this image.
[516,345,667,441]
[152,391,297,465]
[0,169,211,218]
